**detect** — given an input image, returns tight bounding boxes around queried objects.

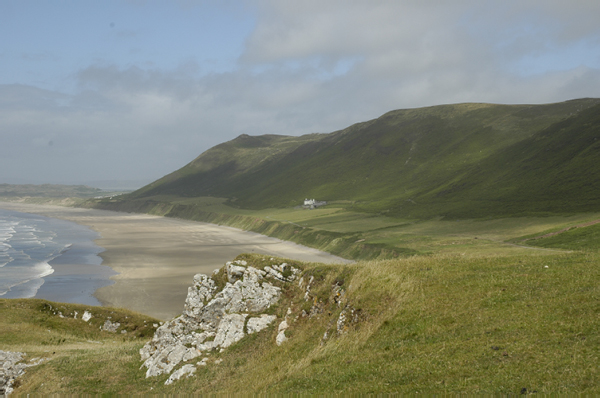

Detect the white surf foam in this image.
[0,260,55,297]
[0,208,104,302]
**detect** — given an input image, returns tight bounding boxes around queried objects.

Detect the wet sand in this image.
[0,202,350,320]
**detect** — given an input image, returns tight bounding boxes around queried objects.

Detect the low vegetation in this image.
[3,249,600,394]
[0,299,159,394]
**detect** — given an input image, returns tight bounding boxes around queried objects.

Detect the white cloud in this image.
[2,1,600,185]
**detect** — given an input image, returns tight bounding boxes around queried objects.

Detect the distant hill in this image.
[127,98,600,218]
[0,184,103,198]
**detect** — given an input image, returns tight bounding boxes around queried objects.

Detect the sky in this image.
[1,0,599,188]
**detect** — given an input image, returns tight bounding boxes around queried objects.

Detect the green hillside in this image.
[5,252,600,394]
[127,98,600,218]
[421,102,600,217]
[134,133,324,199]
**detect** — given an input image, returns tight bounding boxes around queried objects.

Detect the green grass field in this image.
[3,248,599,394]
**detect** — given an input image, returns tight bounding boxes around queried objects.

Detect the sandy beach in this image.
[0,202,350,320]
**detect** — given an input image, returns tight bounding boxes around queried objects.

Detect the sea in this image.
[0,208,114,305]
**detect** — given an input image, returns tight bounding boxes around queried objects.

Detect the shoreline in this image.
[0,202,350,320]
[0,206,112,305]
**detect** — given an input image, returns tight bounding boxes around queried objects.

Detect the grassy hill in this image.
[84,98,600,260]
[4,251,600,394]
[125,98,600,218]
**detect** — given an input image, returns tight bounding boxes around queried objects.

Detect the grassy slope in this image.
[134,133,325,199]
[520,222,600,251]
[127,98,600,218]
[6,251,600,394]
[423,102,600,217]
[0,299,159,394]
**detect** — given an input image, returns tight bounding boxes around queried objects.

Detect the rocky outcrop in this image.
[276,319,289,346]
[165,364,196,385]
[82,311,93,322]
[0,351,44,396]
[101,320,121,333]
[247,314,277,334]
[140,260,300,384]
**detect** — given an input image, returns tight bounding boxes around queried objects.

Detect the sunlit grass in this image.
[5,249,600,394]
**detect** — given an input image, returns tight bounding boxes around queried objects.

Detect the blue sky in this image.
[0,1,253,90]
[1,0,599,187]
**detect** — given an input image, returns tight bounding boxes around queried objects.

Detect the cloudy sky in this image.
[2,0,599,188]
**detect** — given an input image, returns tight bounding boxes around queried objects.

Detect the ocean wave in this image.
[0,208,104,301]
[37,261,55,277]
[0,227,18,232]
[0,220,20,229]
[10,249,32,262]
[0,260,55,298]
[0,223,17,242]
[0,252,14,267]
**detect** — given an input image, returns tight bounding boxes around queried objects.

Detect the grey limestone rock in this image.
[101,320,120,333]
[183,274,217,318]
[226,262,247,282]
[164,364,196,385]
[82,311,93,322]
[213,313,247,348]
[0,350,45,396]
[276,319,289,346]
[140,259,300,382]
[247,314,277,334]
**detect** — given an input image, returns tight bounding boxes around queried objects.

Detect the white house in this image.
[303,198,326,209]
